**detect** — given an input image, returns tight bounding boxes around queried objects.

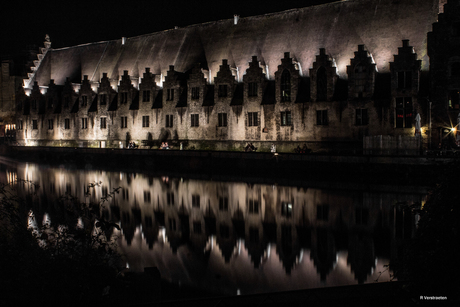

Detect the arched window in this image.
[317,66,327,101]
[281,70,291,102]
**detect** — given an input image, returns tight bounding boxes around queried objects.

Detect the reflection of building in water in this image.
[11,163,426,294]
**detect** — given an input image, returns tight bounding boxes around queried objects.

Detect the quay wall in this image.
[4,146,456,185]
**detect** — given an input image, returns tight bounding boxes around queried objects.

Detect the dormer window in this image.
[100,94,107,105]
[397,71,412,89]
[81,96,88,107]
[248,82,258,97]
[354,64,367,95]
[191,87,200,99]
[142,90,150,102]
[280,70,291,102]
[167,89,174,101]
[121,92,128,104]
[218,84,228,97]
[317,67,327,101]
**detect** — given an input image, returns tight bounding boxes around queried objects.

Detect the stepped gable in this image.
[28,0,438,88]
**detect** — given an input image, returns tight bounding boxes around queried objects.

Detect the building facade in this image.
[14,0,460,151]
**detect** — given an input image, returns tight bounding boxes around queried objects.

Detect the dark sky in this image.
[1,0,337,58]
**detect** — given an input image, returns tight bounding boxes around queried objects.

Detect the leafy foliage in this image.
[0,180,123,307]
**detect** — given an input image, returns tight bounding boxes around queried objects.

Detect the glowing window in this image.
[281,111,292,126]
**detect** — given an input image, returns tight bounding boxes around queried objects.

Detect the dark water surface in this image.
[0,158,428,296]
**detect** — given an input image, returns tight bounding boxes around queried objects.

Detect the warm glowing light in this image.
[452,127,457,133]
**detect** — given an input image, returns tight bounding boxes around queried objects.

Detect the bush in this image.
[0,180,123,307]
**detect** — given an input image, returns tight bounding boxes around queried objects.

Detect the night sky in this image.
[1,0,337,58]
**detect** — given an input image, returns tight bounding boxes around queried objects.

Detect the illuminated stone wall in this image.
[15,0,445,149]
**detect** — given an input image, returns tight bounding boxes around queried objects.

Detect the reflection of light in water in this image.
[333,253,339,270]
[204,235,215,252]
[76,217,84,229]
[159,227,166,243]
[297,249,304,264]
[43,213,50,226]
[28,210,37,230]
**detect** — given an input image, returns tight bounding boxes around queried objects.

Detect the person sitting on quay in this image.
[244,143,257,152]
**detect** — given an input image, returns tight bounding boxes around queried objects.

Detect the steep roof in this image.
[29,0,439,87]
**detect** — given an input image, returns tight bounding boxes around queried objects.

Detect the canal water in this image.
[0,159,427,297]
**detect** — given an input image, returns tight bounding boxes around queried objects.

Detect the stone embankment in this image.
[5,145,457,185]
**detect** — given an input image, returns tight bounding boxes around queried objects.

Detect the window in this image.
[48,119,53,130]
[355,109,369,126]
[280,111,292,126]
[316,110,328,125]
[354,64,367,97]
[144,191,151,203]
[218,84,228,97]
[142,116,149,128]
[218,113,227,127]
[81,95,88,107]
[18,120,23,130]
[121,116,128,128]
[191,87,200,99]
[167,192,175,206]
[248,112,258,126]
[193,222,202,234]
[219,197,228,211]
[100,94,107,105]
[248,82,258,97]
[249,199,259,214]
[317,66,327,101]
[317,204,329,221]
[281,202,293,218]
[397,71,412,89]
[143,90,150,102]
[100,117,107,129]
[166,114,173,128]
[48,98,53,109]
[64,96,70,108]
[167,89,174,101]
[449,90,460,109]
[192,194,200,208]
[396,97,413,128]
[120,92,128,104]
[32,120,38,130]
[281,70,291,102]
[66,183,72,195]
[31,99,37,110]
[64,118,70,129]
[81,118,88,129]
[191,114,199,127]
